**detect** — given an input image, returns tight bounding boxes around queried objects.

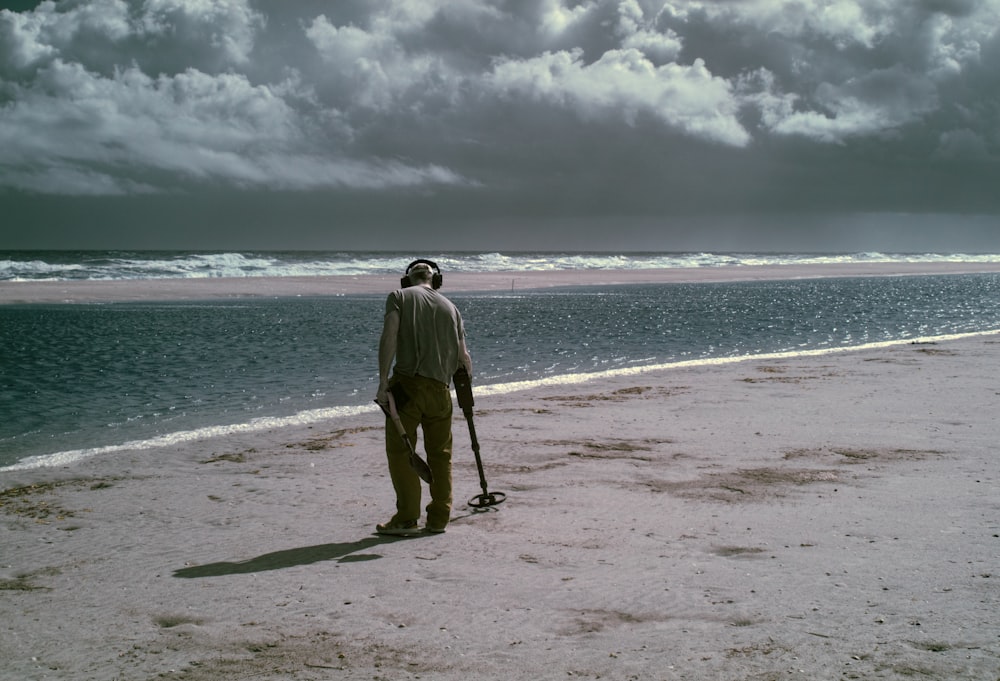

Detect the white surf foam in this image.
[0,404,378,472]
[6,251,1000,282]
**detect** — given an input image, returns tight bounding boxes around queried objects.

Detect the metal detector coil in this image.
[453,367,506,508]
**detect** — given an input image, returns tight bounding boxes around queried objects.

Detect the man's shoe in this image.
[375,519,421,536]
[425,524,446,534]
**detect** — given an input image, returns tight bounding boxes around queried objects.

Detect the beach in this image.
[2,266,999,680]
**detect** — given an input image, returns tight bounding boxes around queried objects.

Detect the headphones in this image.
[402,259,443,290]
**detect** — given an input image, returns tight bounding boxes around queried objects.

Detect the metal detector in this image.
[453,367,506,508]
[375,389,433,484]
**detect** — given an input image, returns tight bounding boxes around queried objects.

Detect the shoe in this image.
[375,519,421,536]
[425,524,446,534]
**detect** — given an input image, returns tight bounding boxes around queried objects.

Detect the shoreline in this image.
[5,328,999,475]
[1,335,997,679]
[4,261,1000,304]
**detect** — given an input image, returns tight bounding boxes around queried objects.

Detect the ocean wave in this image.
[4,250,1000,282]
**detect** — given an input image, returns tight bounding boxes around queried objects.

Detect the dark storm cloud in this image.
[1,0,998,249]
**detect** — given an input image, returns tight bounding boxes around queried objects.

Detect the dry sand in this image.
[2,327,999,680]
[5,261,1000,303]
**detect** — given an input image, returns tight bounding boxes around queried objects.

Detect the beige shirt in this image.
[385,286,466,385]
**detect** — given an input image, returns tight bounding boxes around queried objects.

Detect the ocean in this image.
[3,251,1000,472]
[4,250,1000,281]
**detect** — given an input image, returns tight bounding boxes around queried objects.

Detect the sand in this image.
[2,267,999,680]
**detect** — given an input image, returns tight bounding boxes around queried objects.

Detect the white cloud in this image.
[0,0,131,73]
[737,68,800,130]
[765,65,940,142]
[539,0,599,38]
[305,14,412,110]
[0,0,266,78]
[304,11,478,114]
[616,0,683,62]
[678,0,895,50]
[138,0,265,65]
[490,47,750,146]
[0,58,465,194]
[0,8,57,71]
[920,10,996,80]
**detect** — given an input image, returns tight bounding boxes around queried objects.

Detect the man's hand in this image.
[376,381,390,408]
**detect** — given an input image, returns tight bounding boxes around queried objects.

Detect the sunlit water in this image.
[3,274,1000,470]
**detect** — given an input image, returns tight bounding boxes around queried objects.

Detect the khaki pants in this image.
[385,373,453,528]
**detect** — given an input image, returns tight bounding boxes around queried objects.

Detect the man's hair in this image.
[402,259,442,289]
[407,263,434,284]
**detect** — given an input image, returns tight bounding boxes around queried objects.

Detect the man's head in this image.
[402,259,443,289]
[407,262,434,285]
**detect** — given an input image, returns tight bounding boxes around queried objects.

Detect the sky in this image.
[1,0,999,252]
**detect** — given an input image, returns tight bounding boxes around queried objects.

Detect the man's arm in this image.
[377,309,399,405]
[458,337,472,376]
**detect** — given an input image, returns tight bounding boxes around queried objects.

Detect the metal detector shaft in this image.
[453,367,506,508]
[461,407,490,496]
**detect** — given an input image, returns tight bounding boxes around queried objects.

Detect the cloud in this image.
[3,60,289,191]
[489,48,750,146]
[664,0,1000,143]
[0,0,471,194]
[934,127,994,161]
[0,56,461,194]
[765,65,940,143]
[138,0,264,66]
[305,13,441,112]
[0,0,256,76]
[0,0,998,229]
[538,0,599,38]
[616,0,683,62]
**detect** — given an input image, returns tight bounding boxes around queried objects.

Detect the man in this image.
[375,260,472,536]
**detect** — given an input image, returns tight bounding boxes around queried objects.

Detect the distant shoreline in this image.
[3,261,1000,304]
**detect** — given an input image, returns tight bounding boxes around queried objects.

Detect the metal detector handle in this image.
[453,367,474,411]
[374,394,433,485]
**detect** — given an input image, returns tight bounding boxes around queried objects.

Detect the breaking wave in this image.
[4,250,1000,282]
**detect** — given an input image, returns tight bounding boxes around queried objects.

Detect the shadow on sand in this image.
[173,534,414,578]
